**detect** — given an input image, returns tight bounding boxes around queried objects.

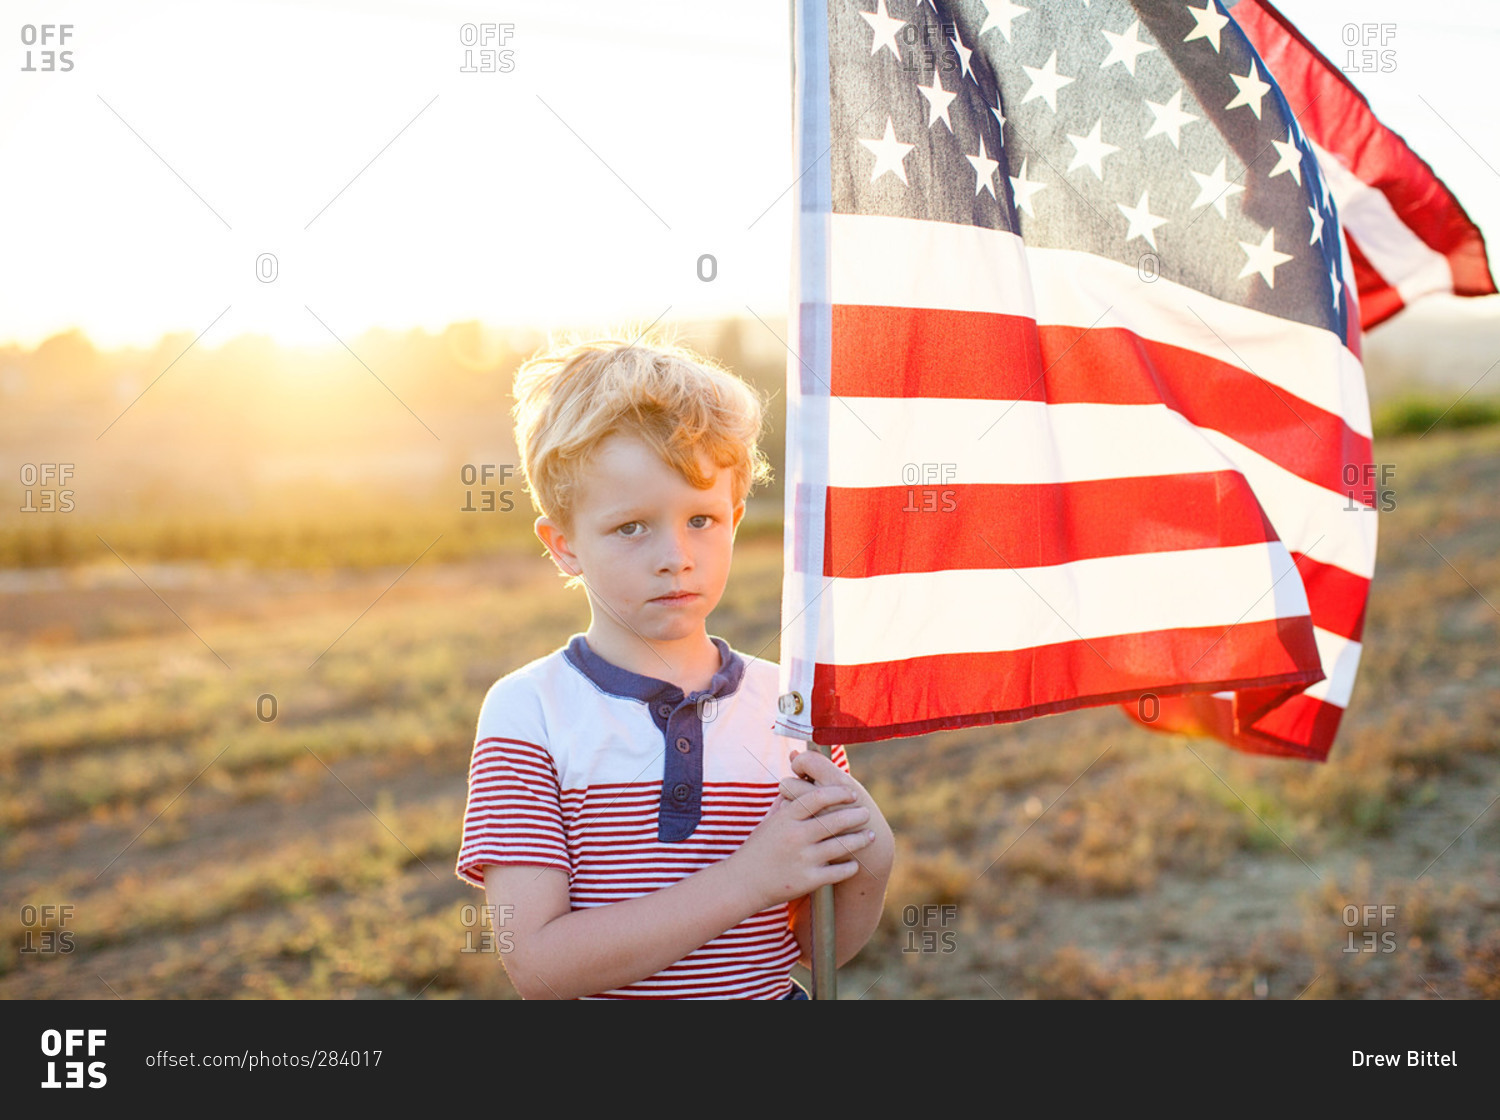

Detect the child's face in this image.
[537,431,745,653]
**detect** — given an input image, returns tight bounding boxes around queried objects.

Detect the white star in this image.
[1226,60,1271,119]
[967,134,1001,198]
[1021,51,1074,113]
[1314,161,1332,210]
[1329,258,1342,311]
[978,0,1029,43]
[1183,1,1230,52]
[1065,118,1120,180]
[1101,20,1156,76]
[990,89,1007,132]
[859,117,914,185]
[1143,88,1198,148]
[916,74,959,131]
[950,27,974,81]
[860,0,905,61]
[1308,204,1324,246]
[1190,157,1245,218]
[1117,188,1169,250]
[1268,126,1304,185]
[1009,157,1046,217]
[1238,227,1294,288]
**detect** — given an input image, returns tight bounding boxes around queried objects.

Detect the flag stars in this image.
[990,89,1007,133]
[917,73,959,131]
[1308,204,1325,246]
[1009,157,1046,217]
[1238,228,1294,288]
[1020,50,1074,112]
[1183,1,1230,52]
[1314,163,1333,210]
[1066,118,1119,180]
[1226,59,1272,119]
[1144,88,1199,148]
[967,134,1001,198]
[978,0,1030,43]
[1268,126,1304,184]
[950,27,974,82]
[860,0,905,61]
[1329,258,1343,311]
[1117,189,1169,250]
[1190,157,1245,218]
[1100,20,1156,75]
[859,116,915,185]
[1289,112,1310,148]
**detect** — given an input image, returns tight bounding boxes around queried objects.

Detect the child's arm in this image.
[482,780,878,999]
[783,749,895,970]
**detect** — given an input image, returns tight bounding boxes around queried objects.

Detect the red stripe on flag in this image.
[1292,551,1370,643]
[831,305,1044,400]
[825,472,1278,576]
[833,306,1372,496]
[1039,326,1372,497]
[1122,688,1348,761]
[1342,237,1405,330]
[809,617,1324,746]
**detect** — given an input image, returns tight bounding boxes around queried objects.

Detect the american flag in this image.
[1226,0,1496,327]
[773,0,1488,761]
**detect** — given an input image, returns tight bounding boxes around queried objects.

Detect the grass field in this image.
[3,423,1498,999]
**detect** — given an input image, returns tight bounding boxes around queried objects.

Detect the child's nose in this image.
[658,529,692,570]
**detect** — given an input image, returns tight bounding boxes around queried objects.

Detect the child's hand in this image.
[781,748,876,820]
[781,747,894,879]
[728,778,876,913]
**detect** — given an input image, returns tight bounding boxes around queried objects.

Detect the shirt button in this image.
[675,737,691,754]
[657,703,673,718]
[671,782,691,802]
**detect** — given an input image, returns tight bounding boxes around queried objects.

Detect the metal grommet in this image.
[777,691,804,716]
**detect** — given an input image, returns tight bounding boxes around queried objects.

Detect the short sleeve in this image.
[455,715,571,887]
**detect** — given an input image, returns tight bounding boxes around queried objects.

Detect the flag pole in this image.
[788,0,836,1001]
[809,743,837,1000]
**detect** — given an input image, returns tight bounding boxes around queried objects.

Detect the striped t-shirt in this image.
[455,632,850,1000]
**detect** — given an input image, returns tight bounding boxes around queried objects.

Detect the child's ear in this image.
[535,515,580,575]
[731,501,746,537]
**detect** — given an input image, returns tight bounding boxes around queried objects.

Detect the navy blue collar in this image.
[563,632,746,704]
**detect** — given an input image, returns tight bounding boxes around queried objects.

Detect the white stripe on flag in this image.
[815,541,1307,664]
[1301,627,1362,707]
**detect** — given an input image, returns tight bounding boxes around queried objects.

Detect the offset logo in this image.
[460,464,516,512]
[458,23,515,73]
[40,1029,107,1088]
[20,24,74,72]
[19,463,75,512]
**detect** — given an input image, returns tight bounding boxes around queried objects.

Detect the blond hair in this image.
[511,328,774,576]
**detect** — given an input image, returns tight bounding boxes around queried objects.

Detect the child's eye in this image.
[690,515,714,528]
[616,521,643,537]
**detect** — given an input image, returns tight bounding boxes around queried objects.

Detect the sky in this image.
[2,0,1497,350]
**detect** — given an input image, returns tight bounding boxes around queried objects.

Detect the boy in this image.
[454,333,894,999]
